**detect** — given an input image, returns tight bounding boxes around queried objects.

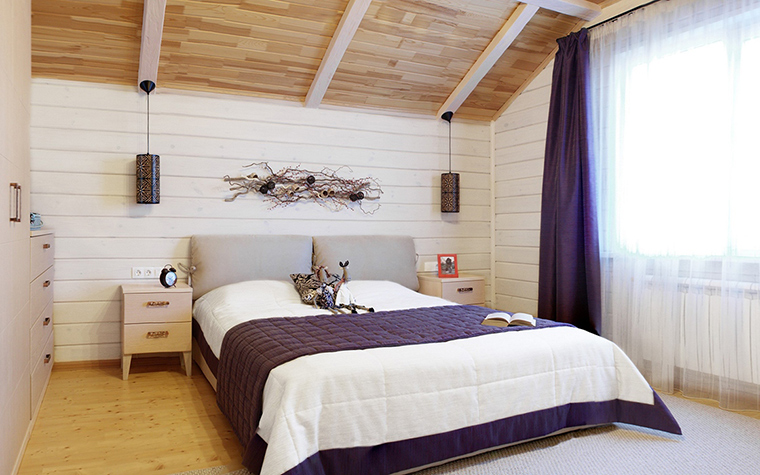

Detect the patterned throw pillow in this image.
[290,270,342,309]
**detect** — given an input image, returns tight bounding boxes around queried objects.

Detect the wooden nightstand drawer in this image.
[123,291,191,324]
[440,279,485,305]
[31,233,55,280]
[123,322,192,354]
[418,274,486,306]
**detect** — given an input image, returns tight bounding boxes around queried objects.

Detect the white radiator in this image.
[637,277,760,386]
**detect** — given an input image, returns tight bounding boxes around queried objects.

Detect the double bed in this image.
[189,234,680,475]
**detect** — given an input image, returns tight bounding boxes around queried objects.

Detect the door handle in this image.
[9,183,21,222]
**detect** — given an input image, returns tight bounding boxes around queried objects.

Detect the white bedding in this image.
[194,280,657,475]
[193,280,456,358]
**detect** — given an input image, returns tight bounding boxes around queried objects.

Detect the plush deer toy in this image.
[339,260,350,284]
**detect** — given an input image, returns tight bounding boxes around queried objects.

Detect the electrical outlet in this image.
[131,267,165,279]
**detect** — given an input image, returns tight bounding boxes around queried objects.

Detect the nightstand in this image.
[418,274,486,305]
[121,283,193,380]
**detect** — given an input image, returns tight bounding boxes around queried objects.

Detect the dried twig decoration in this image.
[224,162,382,214]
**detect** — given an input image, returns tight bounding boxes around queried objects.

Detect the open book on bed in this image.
[481,312,536,327]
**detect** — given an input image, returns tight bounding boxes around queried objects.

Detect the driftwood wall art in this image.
[224,162,382,214]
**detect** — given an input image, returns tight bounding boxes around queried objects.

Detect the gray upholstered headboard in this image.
[312,235,419,291]
[190,234,312,299]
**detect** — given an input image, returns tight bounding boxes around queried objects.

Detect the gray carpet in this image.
[173,394,760,475]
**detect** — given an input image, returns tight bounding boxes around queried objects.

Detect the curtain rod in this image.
[587,0,664,30]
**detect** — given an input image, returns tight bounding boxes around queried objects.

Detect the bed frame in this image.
[189,233,421,393]
[187,233,681,475]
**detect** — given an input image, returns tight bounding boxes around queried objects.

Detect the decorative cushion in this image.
[291,271,342,309]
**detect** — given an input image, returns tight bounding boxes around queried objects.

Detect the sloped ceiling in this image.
[31,0,609,121]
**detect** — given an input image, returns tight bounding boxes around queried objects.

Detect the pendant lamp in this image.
[136,80,160,204]
[440,111,459,213]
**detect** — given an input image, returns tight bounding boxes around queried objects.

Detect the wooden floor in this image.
[18,358,760,475]
[18,358,246,475]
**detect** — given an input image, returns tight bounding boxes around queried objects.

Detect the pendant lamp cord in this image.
[448,119,452,174]
[147,92,150,155]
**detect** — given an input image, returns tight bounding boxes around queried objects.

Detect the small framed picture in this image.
[437,254,459,278]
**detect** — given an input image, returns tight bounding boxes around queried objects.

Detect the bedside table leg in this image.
[182,351,192,377]
[122,354,132,381]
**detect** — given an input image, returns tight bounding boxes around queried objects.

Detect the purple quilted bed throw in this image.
[215,305,679,474]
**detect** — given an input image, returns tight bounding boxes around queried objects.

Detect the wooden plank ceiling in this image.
[31,0,607,121]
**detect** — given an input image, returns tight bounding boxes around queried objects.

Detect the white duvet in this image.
[194,280,655,475]
[193,280,457,359]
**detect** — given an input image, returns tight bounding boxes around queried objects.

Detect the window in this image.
[598,14,760,257]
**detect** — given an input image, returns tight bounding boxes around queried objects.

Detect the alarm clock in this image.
[159,264,177,288]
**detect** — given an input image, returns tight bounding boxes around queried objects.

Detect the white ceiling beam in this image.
[137,0,167,87]
[437,3,539,117]
[523,0,601,22]
[305,0,373,108]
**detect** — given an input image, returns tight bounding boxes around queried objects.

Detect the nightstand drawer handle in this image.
[147,331,169,339]
[43,280,51,288]
[43,243,51,249]
[43,317,51,326]
[44,354,52,364]
[457,287,474,293]
[147,301,170,307]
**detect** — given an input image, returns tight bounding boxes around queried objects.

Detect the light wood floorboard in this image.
[18,358,245,475]
[18,360,760,474]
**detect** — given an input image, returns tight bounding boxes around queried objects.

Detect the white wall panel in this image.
[495,195,541,215]
[53,301,121,325]
[54,343,121,363]
[494,123,548,150]
[30,79,493,362]
[492,62,553,316]
[55,237,190,259]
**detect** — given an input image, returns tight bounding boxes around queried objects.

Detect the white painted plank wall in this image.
[492,62,553,316]
[30,79,492,362]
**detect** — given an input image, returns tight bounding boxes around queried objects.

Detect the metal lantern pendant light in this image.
[440,111,459,213]
[136,80,160,204]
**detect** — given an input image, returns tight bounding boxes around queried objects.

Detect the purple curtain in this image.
[537,29,601,334]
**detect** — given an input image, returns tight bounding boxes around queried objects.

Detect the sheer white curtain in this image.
[589,0,760,410]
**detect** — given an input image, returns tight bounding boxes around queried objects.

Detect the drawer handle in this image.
[457,287,474,293]
[146,331,169,339]
[43,243,51,249]
[43,280,51,288]
[43,317,51,326]
[147,301,170,308]
[44,354,52,364]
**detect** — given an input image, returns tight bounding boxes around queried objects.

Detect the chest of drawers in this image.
[30,230,54,417]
